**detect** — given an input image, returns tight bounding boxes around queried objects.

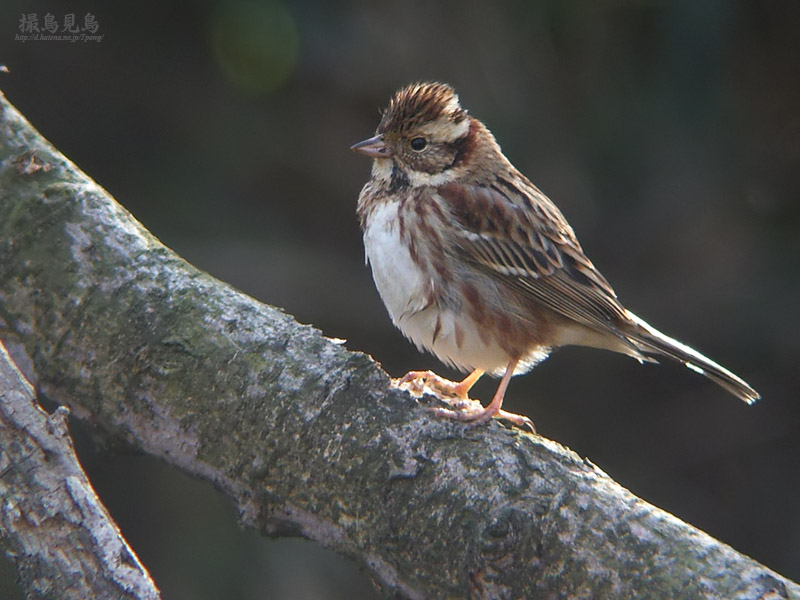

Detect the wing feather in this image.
[437,180,630,337]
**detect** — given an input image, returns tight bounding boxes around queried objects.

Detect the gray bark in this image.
[0,343,160,600]
[0,90,797,599]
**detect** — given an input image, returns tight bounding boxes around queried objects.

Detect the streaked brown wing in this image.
[437,180,630,334]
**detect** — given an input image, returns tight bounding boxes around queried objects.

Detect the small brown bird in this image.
[352,82,759,430]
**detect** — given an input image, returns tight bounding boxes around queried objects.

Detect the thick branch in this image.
[0,91,797,599]
[0,341,160,600]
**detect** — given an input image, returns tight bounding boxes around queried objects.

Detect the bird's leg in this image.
[398,368,484,409]
[451,368,484,403]
[416,359,536,432]
[470,359,535,431]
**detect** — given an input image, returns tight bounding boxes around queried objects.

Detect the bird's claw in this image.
[495,409,536,433]
[395,370,536,432]
[397,370,471,402]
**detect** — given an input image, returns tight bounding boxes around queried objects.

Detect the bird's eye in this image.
[410,137,427,151]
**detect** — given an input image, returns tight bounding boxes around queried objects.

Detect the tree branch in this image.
[0,90,797,599]
[0,341,160,600]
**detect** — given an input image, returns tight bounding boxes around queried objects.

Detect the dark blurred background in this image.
[1,1,798,598]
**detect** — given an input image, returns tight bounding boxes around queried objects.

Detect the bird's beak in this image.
[350,135,391,159]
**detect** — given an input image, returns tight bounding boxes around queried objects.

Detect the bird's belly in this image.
[363,201,430,326]
[363,201,543,375]
[400,307,514,375]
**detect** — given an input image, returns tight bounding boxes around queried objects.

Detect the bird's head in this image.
[352,82,491,186]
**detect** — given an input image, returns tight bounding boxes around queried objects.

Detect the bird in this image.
[351,82,759,431]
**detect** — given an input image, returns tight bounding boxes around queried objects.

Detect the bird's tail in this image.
[623,311,760,404]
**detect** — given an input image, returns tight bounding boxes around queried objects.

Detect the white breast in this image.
[363,200,529,375]
[363,201,430,325]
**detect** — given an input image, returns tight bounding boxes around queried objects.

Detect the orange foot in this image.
[395,366,535,432]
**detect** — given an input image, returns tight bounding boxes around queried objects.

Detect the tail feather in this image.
[624,312,760,404]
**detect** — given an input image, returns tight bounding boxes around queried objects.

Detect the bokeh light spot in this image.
[209,0,299,95]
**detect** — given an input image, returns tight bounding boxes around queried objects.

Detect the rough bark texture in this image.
[0,90,797,599]
[0,342,160,600]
